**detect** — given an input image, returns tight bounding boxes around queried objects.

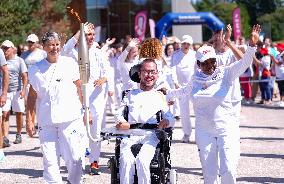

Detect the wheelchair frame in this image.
[107,127,176,184]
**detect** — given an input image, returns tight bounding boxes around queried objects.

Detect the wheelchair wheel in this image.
[108,156,118,184]
[158,153,166,184]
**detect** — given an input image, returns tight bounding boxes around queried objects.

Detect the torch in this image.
[78,23,97,142]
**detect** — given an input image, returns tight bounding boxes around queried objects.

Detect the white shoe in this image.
[278,101,284,107]
[181,134,190,143]
[0,151,5,163]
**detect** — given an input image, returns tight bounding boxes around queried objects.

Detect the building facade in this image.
[71,0,202,43]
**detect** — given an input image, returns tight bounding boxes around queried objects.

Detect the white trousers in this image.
[179,95,192,136]
[196,129,240,184]
[89,86,108,163]
[39,118,84,184]
[119,133,159,184]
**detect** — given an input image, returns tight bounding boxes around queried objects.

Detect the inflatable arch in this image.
[155,12,225,39]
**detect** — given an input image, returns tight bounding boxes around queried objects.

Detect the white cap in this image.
[196,45,216,62]
[181,35,193,44]
[26,34,39,42]
[1,40,15,48]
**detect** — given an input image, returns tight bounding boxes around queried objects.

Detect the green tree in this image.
[236,0,279,25]
[194,1,250,41]
[0,0,72,46]
[0,0,42,45]
[257,8,284,41]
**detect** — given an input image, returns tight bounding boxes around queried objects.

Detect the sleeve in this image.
[161,96,175,127]
[28,66,39,92]
[114,93,128,123]
[171,67,179,86]
[19,58,28,73]
[227,46,256,82]
[70,58,80,81]
[101,51,114,91]
[0,49,7,66]
[167,81,192,99]
[116,48,130,72]
[61,36,77,56]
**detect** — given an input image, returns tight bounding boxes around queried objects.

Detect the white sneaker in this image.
[181,134,190,143]
[0,151,5,163]
[278,101,284,107]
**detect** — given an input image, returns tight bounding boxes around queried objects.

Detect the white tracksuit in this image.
[168,46,256,184]
[61,37,114,164]
[28,57,84,184]
[88,46,114,163]
[115,89,175,184]
[171,49,196,137]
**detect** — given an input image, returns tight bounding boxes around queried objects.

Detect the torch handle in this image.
[82,83,99,142]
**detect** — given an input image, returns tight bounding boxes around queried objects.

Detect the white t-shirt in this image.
[275,54,284,79]
[172,49,196,86]
[28,56,82,125]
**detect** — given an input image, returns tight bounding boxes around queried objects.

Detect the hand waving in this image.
[249,24,261,46]
[106,38,116,45]
[224,24,232,43]
[128,38,140,48]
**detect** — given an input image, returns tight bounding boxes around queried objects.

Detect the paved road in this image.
[0,104,284,184]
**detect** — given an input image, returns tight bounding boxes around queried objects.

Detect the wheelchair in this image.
[106,107,177,184]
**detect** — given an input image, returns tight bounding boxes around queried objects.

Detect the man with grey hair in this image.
[1,40,28,146]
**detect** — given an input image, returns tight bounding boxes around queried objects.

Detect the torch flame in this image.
[67,6,82,23]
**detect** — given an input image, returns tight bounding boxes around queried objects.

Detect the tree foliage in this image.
[194,1,250,41]
[0,0,72,46]
[0,0,42,45]
[235,0,279,25]
[257,7,284,41]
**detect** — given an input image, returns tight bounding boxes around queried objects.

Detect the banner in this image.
[232,7,242,42]
[149,19,155,38]
[135,10,147,41]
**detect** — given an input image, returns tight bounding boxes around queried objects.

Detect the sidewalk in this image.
[0,105,284,183]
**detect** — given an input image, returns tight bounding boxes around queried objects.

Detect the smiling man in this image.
[115,58,175,184]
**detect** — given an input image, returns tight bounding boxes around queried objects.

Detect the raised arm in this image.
[167,81,192,99]
[225,24,244,60]
[227,25,261,81]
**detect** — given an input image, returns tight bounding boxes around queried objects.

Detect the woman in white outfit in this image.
[117,38,140,91]
[167,25,261,184]
[26,32,85,184]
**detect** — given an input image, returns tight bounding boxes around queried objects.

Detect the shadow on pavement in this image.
[5,147,42,157]
[240,153,284,159]
[237,176,284,183]
[242,102,284,110]
[173,167,203,176]
[240,125,284,130]
[241,137,284,141]
[0,168,42,178]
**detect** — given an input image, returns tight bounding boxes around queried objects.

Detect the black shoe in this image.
[13,134,22,144]
[3,137,11,148]
[174,116,181,120]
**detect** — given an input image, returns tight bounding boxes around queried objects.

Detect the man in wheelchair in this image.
[114,58,175,184]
